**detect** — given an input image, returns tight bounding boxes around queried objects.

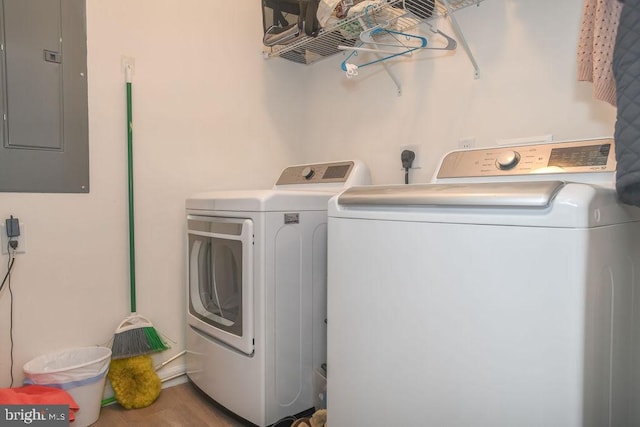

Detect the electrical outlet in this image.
[1,222,26,254]
[458,137,476,150]
[400,144,421,169]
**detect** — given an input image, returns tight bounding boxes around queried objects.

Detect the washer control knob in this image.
[496,151,521,170]
[301,166,315,180]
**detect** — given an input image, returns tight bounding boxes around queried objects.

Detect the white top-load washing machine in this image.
[185,161,370,426]
[327,138,640,427]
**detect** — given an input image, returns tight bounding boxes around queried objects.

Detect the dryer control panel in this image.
[275,161,355,185]
[437,138,616,179]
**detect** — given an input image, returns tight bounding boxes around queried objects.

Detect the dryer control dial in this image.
[301,166,315,180]
[496,151,521,170]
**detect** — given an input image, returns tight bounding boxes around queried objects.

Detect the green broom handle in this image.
[126,76,136,313]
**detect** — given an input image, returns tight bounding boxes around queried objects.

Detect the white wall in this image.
[0,0,615,388]
[299,0,616,184]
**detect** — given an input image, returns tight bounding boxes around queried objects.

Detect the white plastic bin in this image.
[23,346,112,427]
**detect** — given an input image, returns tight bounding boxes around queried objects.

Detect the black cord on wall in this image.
[1,244,16,387]
[0,257,14,293]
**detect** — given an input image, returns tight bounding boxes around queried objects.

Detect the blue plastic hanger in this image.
[340,4,437,72]
[340,39,426,72]
[341,7,428,70]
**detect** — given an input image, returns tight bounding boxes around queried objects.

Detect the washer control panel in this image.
[437,138,616,179]
[275,161,355,185]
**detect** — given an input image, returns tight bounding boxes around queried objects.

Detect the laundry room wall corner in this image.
[0,0,306,388]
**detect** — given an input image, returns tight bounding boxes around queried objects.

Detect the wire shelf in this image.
[264,0,484,65]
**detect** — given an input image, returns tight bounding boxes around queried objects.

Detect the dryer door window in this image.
[187,216,254,355]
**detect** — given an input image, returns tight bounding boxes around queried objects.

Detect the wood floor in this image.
[92,381,250,427]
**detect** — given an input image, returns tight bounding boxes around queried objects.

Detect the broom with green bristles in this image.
[111,62,169,360]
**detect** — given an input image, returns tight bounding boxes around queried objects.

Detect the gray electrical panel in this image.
[0,0,89,193]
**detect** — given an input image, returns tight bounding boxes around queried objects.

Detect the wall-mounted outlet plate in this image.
[458,137,476,150]
[1,222,26,254]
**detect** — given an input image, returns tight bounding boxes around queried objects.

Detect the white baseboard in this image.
[158,363,188,388]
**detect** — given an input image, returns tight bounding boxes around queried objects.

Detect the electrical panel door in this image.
[0,0,88,193]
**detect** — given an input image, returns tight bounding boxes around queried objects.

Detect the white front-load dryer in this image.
[185,161,370,426]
